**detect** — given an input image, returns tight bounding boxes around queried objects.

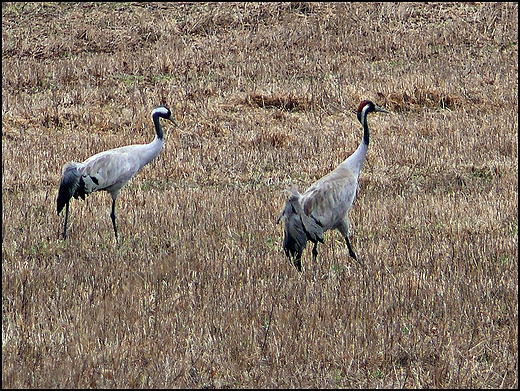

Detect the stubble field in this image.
[2,2,518,388]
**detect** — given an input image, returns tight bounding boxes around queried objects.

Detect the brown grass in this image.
[2,2,518,388]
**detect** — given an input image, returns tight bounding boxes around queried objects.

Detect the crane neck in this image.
[152,113,165,140]
[357,106,370,147]
[343,106,371,178]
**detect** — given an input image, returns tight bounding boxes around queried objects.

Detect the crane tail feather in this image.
[279,188,324,269]
[57,163,81,215]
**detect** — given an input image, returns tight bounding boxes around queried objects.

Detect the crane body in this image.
[278,100,389,271]
[57,105,178,240]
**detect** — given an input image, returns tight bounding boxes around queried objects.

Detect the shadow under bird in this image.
[56,105,179,240]
[277,100,389,271]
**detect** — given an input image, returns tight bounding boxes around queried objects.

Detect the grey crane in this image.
[277,100,389,271]
[56,105,178,240]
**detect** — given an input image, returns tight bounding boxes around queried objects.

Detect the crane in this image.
[277,100,389,271]
[56,105,179,241]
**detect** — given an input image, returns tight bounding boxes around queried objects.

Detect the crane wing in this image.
[80,147,143,195]
[301,166,358,229]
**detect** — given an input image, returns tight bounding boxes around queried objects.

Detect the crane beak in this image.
[167,116,182,129]
[375,105,390,114]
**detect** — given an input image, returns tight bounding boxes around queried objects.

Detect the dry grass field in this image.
[2,2,518,388]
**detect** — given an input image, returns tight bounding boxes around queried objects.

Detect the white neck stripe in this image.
[152,106,169,117]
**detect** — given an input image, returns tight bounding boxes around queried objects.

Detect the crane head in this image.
[357,100,390,114]
[155,105,181,129]
[357,100,389,122]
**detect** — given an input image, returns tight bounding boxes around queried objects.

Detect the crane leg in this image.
[110,199,118,241]
[338,220,364,266]
[61,202,70,239]
[345,236,356,259]
[345,236,364,266]
[312,242,318,261]
[310,242,319,275]
[294,257,302,272]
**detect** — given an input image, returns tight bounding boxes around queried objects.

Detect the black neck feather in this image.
[152,114,164,140]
